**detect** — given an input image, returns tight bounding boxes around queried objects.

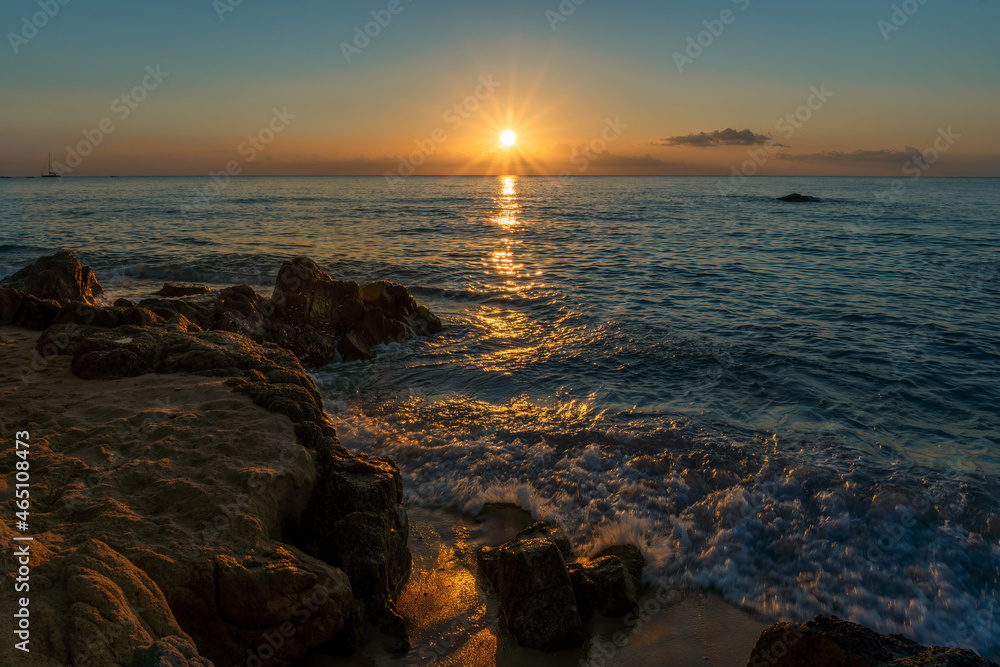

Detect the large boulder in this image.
[747,616,999,667]
[477,526,585,652]
[0,330,358,666]
[268,257,442,363]
[477,523,648,651]
[0,250,103,304]
[39,324,413,655]
[270,257,366,330]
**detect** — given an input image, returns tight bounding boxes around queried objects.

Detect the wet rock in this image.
[137,295,215,330]
[289,453,412,650]
[515,521,573,559]
[0,250,104,304]
[12,293,61,329]
[747,615,999,667]
[271,257,367,330]
[568,544,644,620]
[267,257,442,365]
[213,284,268,342]
[478,527,585,651]
[113,297,136,308]
[776,193,820,202]
[158,282,211,297]
[0,287,22,325]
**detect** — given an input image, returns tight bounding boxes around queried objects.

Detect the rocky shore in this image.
[1,252,996,666]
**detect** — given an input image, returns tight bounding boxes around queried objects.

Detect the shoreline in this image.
[303,505,768,667]
[1,326,766,665]
[2,250,996,666]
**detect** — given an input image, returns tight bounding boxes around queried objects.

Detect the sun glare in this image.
[500,129,517,148]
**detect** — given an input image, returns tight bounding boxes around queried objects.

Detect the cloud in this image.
[651,128,776,148]
[776,147,922,164]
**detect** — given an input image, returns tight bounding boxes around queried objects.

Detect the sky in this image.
[1,0,998,177]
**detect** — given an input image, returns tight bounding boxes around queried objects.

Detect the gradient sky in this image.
[1,0,998,176]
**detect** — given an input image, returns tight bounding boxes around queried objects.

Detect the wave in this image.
[316,385,1000,658]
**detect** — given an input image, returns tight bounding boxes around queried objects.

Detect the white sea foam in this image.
[324,396,1000,658]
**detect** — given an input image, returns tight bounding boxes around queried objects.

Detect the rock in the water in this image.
[515,521,573,559]
[568,544,644,620]
[747,615,999,667]
[268,257,442,364]
[0,250,103,303]
[478,526,585,651]
[158,282,211,297]
[5,253,442,366]
[776,193,820,202]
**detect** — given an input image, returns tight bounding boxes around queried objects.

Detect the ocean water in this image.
[2,175,998,657]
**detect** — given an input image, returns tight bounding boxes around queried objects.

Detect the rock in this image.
[0,327,360,666]
[747,616,999,667]
[267,257,442,365]
[568,544,645,620]
[24,539,209,666]
[776,193,820,202]
[477,527,585,651]
[137,295,215,330]
[0,287,22,325]
[271,257,367,330]
[67,327,338,447]
[130,264,441,368]
[113,297,136,308]
[158,283,211,297]
[289,453,412,651]
[515,521,573,559]
[0,250,103,304]
[213,285,268,342]
[12,293,62,329]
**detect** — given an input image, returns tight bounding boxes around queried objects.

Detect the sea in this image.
[2,175,998,657]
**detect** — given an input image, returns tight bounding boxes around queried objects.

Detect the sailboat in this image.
[41,153,60,178]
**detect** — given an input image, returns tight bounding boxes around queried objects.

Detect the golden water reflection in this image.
[491,175,519,227]
[486,176,541,297]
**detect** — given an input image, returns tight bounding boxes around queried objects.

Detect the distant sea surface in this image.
[2,176,998,656]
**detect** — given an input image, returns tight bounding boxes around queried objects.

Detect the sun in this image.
[500,129,517,148]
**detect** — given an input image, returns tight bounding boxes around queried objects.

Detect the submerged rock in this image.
[776,193,820,202]
[747,615,999,667]
[0,250,103,304]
